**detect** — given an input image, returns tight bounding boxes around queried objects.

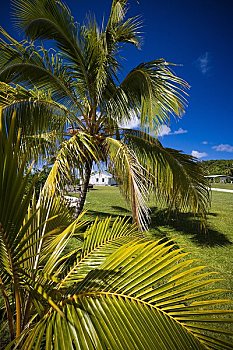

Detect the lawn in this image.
[210,182,233,190]
[78,186,233,294]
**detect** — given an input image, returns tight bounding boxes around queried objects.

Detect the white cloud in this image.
[157,124,188,137]
[120,120,188,137]
[212,144,233,152]
[173,128,188,135]
[202,141,208,145]
[157,124,171,136]
[191,150,208,159]
[119,112,140,129]
[196,52,211,75]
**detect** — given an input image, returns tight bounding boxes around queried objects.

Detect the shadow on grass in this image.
[85,209,131,221]
[111,206,131,214]
[84,205,232,247]
[208,212,218,217]
[150,207,232,247]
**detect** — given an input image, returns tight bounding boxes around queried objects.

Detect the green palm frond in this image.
[80,17,110,104]
[106,0,142,50]
[12,0,77,46]
[0,82,90,166]
[43,132,99,195]
[17,192,75,274]
[123,129,210,223]
[0,62,77,108]
[105,136,151,230]
[12,0,89,90]
[13,238,233,350]
[0,83,66,165]
[120,59,189,129]
[0,26,38,68]
[0,109,33,247]
[107,0,128,28]
[114,15,142,47]
[107,0,141,46]
[59,217,140,290]
[0,32,81,109]
[0,108,38,340]
[20,131,62,164]
[0,108,87,342]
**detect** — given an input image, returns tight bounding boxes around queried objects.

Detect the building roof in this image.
[90,171,113,178]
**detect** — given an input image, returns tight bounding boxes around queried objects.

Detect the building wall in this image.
[89,173,117,186]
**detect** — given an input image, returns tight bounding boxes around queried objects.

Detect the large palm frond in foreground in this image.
[7,232,233,349]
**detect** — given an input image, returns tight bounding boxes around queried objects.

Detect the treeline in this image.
[201,159,233,176]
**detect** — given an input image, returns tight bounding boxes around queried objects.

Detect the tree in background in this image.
[0,0,209,230]
[202,160,233,177]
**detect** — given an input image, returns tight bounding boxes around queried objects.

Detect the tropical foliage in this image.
[0,0,210,230]
[202,159,233,177]
[0,110,233,349]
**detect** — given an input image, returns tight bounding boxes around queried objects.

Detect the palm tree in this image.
[0,109,233,349]
[0,0,209,230]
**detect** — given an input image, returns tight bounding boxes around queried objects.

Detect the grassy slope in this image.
[82,186,233,293]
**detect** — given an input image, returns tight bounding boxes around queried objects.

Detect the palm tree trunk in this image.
[15,280,21,338]
[75,162,92,218]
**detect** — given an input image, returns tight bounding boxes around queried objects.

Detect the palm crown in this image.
[0,0,209,230]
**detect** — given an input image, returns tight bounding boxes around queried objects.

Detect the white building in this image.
[89,171,117,186]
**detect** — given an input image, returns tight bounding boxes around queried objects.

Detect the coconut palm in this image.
[0,0,209,230]
[0,110,233,349]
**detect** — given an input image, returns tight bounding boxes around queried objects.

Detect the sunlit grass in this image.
[210,182,233,190]
[75,186,233,293]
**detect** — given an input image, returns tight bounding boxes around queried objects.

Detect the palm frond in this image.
[59,216,140,290]
[105,136,151,230]
[0,29,82,109]
[43,132,99,195]
[107,0,128,28]
[16,191,74,273]
[0,62,77,108]
[123,129,210,224]
[0,82,68,131]
[14,239,233,349]
[120,59,189,129]
[12,0,90,92]
[106,0,142,57]
[80,17,110,104]
[0,109,33,253]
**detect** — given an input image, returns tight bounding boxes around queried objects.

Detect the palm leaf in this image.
[0,82,69,131]
[120,59,189,129]
[123,129,210,224]
[43,131,99,195]
[105,136,151,230]
[14,239,233,349]
[106,0,142,52]
[12,0,89,93]
[59,216,141,290]
[0,109,34,254]
[0,29,81,109]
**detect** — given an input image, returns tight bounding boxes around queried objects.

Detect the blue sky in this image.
[1,0,233,160]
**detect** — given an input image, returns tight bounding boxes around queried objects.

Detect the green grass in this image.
[78,186,233,294]
[210,182,233,190]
